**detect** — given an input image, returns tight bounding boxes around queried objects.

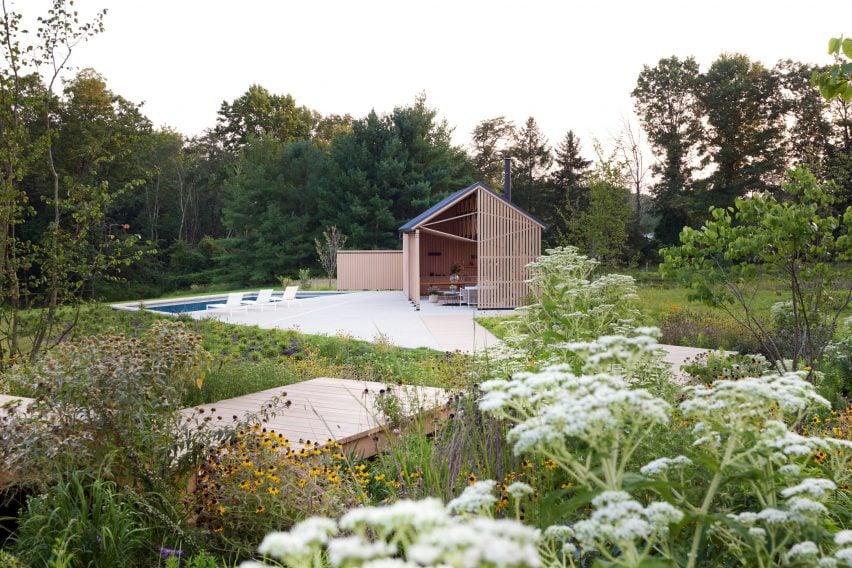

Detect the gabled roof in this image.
[399,181,546,233]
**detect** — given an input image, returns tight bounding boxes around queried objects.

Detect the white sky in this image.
[36,0,852,156]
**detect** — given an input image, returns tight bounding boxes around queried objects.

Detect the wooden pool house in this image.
[399,162,544,310]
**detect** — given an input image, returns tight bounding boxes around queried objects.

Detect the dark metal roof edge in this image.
[399,181,547,232]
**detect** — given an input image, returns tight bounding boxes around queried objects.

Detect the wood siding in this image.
[400,182,543,310]
[476,188,541,309]
[337,251,403,290]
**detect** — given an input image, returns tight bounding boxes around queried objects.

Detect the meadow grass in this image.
[49,305,469,405]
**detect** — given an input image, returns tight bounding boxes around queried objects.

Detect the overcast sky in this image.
[47,0,851,155]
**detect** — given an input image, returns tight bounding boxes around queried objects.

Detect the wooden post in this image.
[413,230,421,310]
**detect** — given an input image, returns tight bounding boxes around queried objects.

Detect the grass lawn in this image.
[477,267,852,350]
[0,304,470,406]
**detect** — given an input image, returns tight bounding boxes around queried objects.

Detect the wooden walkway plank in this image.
[180,377,447,457]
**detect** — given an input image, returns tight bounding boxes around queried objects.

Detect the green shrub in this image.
[658,305,762,352]
[0,320,239,495]
[820,318,852,407]
[505,246,640,358]
[13,474,148,568]
[771,300,835,364]
[0,550,28,567]
[681,350,772,385]
[298,268,312,290]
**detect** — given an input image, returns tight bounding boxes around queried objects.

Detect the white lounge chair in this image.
[206,292,247,315]
[242,289,276,311]
[273,285,301,308]
[461,285,478,307]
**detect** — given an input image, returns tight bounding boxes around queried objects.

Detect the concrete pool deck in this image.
[116,290,714,372]
[188,291,502,353]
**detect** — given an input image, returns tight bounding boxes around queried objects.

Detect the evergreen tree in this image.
[509,116,552,215]
[549,130,591,243]
[552,130,591,208]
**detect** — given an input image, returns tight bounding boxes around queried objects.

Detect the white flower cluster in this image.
[680,372,829,423]
[758,420,852,463]
[781,478,837,499]
[256,516,337,561]
[837,531,852,546]
[341,498,448,536]
[407,517,541,567]
[327,536,396,566]
[571,491,684,548]
[480,366,671,454]
[557,330,661,373]
[640,455,693,477]
[243,495,541,568]
[786,541,819,561]
[447,481,498,515]
[507,481,535,499]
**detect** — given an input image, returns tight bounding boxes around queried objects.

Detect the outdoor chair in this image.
[272,285,301,308]
[462,285,478,307]
[242,288,276,311]
[206,292,247,315]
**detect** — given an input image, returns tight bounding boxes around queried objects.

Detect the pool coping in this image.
[110,290,346,313]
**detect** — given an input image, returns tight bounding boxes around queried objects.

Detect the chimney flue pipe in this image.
[503,156,512,201]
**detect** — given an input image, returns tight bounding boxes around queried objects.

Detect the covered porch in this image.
[400,182,544,310]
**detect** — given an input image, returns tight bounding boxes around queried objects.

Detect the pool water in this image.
[145,292,340,314]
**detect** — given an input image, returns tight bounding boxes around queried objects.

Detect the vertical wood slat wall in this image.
[476,188,541,309]
[337,251,403,290]
[352,183,542,309]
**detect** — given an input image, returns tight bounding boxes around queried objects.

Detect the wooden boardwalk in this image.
[0,394,33,417]
[181,377,447,457]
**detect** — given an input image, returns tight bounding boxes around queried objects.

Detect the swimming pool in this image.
[140,292,342,314]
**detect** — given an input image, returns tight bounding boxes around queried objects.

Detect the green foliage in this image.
[681,350,772,385]
[470,116,515,189]
[632,56,703,245]
[0,2,152,366]
[697,54,786,208]
[813,36,852,101]
[13,473,148,568]
[326,95,475,250]
[0,320,223,493]
[314,225,346,286]
[820,317,852,406]
[164,552,228,568]
[661,167,852,371]
[214,84,315,150]
[575,179,633,263]
[509,117,552,216]
[658,305,763,352]
[506,246,640,358]
[0,550,28,568]
[298,268,312,290]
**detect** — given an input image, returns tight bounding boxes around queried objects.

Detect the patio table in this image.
[438,291,461,306]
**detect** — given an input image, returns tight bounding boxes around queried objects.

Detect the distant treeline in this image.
[5,54,851,300]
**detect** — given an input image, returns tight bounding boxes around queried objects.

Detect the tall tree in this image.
[221,138,328,283]
[325,96,474,250]
[697,54,786,208]
[0,1,146,364]
[549,130,591,243]
[574,146,633,263]
[509,116,552,214]
[214,84,315,151]
[775,60,834,173]
[551,130,591,208]
[470,116,515,188]
[632,56,703,245]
